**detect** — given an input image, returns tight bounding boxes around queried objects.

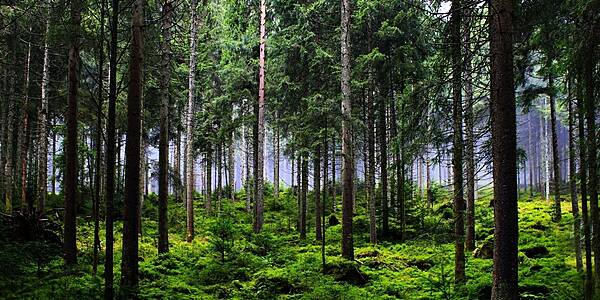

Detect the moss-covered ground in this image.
[0,186,584,299]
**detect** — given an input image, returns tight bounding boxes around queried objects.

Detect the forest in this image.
[0,0,598,298]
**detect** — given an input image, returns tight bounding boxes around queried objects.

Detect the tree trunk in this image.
[583,13,599,295]
[300,155,308,239]
[185,0,199,242]
[104,0,119,295]
[120,0,143,293]
[367,83,377,244]
[20,35,32,212]
[64,0,81,266]
[228,136,235,199]
[549,71,561,222]
[378,94,389,237]
[450,0,465,284]
[253,0,266,233]
[464,8,476,251]
[274,124,280,200]
[315,145,322,241]
[37,1,51,216]
[93,0,105,275]
[206,146,213,213]
[158,0,173,254]
[567,83,582,271]
[340,0,354,260]
[578,85,594,299]
[490,0,518,297]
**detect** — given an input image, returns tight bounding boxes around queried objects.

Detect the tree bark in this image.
[93,0,105,275]
[578,85,593,299]
[367,83,377,244]
[185,0,199,242]
[104,0,119,295]
[37,0,51,217]
[20,35,32,212]
[120,0,143,293]
[340,0,354,260]
[567,83,582,271]
[158,0,173,254]
[490,0,518,297]
[464,7,476,251]
[378,93,389,237]
[64,0,81,266]
[274,124,280,200]
[253,0,266,233]
[549,71,562,222]
[315,146,322,241]
[450,0,465,284]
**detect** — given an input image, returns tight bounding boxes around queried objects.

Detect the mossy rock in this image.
[406,258,434,271]
[522,246,549,258]
[325,261,368,286]
[473,236,494,259]
[519,283,550,299]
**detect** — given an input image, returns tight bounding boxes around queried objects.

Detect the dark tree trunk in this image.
[549,71,562,222]
[104,0,119,295]
[158,0,173,254]
[120,0,143,293]
[37,6,51,215]
[367,84,377,244]
[450,0,465,284]
[64,0,81,267]
[378,94,389,237]
[315,145,322,241]
[490,0,518,297]
[578,84,593,299]
[253,0,266,233]
[567,83,582,271]
[464,8,476,251]
[274,124,280,200]
[300,155,307,239]
[93,0,105,275]
[340,0,354,260]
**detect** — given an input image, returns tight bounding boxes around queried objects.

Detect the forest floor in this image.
[0,187,583,299]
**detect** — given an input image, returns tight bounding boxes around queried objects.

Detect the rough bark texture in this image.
[578,92,593,299]
[464,9,476,251]
[185,0,199,242]
[64,0,81,266]
[104,0,118,295]
[274,125,280,200]
[314,146,322,241]
[490,0,518,298]
[93,1,105,275]
[548,73,562,222]
[121,0,143,293]
[378,94,389,237]
[340,0,354,260]
[253,0,266,233]
[158,0,173,254]
[20,38,31,212]
[37,7,51,215]
[367,85,377,244]
[299,156,307,239]
[450,0,465,284]
[567,89,582,271]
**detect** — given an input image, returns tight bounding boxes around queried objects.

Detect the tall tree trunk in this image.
[528,113,534,197]
[228,136,234,199]
[158,0,173,254]
[185,0,199,242]
[578,84,593,299]
[450,0,465,284]
[315,145,322,241]
[583,11,599,294]
[300,155,308,239]
[274,123,280,200]
[340,0,354,260]
[490,0,518,297]
[378,94,389,236]
[549,71,562,222]
[331,138,336,212]
[206,146,213,212]
[367,84,377,244]
[104,0,118,295]
[120,0,143,293]
[244,126,250,212]
[20,35,32,212]
[37,6,51,215]
[253,0,266,233]
[64,0,81,266]
[567,83,582,271]
[93,0,105,275]
[464,9,476,251]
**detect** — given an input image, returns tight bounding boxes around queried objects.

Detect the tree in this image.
[64,0,81,267]
[104,0,120,295]
[253,0,266,233]
[121,0,144,293]
[186,0,199,242]
[490,0,518,297]
[158,0,174,254]
[340,0,354,260]
[37,0,51,216]
[450,0,465,284]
